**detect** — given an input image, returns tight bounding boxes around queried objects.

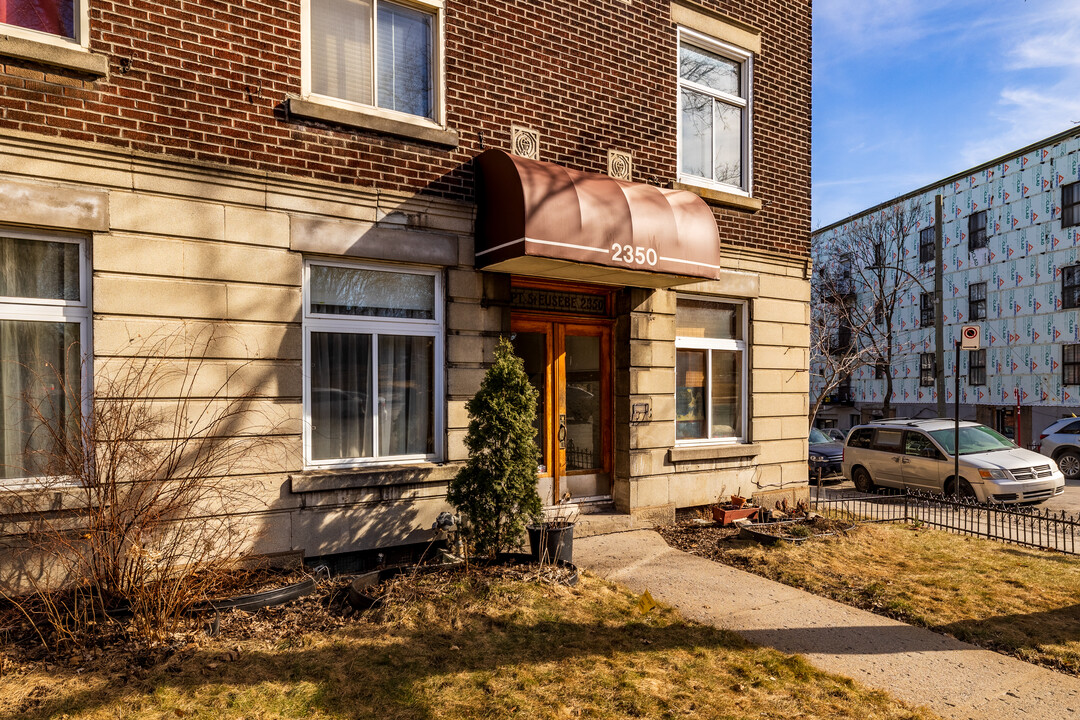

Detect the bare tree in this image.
[813,201,925,420]
[809,253,876,425]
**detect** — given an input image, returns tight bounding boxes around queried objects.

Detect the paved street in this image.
[1043,479,1080,515]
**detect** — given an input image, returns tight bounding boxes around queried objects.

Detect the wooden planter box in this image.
[712,505,759,525]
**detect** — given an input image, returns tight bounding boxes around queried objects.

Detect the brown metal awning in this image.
[475,149,723,288]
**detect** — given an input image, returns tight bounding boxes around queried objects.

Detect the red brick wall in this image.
[0,0,809,257]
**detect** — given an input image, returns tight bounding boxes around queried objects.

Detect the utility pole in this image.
[935,194,945,418]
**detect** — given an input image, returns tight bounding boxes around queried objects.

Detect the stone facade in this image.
[0,0,811,562]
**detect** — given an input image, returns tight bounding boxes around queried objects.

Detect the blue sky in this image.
[812,0,1080,229]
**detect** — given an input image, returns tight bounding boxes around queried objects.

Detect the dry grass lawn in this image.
[709,523,1080,674]
[0,569,939,720]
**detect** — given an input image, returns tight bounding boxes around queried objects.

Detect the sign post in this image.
[957,325,981,499]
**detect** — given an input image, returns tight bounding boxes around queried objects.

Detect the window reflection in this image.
[0,0,75,39]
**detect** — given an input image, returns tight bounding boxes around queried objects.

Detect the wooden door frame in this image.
[511,314,614,503]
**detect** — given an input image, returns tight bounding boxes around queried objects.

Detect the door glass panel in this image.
[564,334,601,471]
[511,331,547,473]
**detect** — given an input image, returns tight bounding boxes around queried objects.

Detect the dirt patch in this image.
[747,516,857,541]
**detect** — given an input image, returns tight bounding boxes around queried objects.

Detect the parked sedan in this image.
[809,427,844,484]
[1037,417,1080,480]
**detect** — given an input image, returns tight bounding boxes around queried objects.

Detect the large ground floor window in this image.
[0,231,89,483]
[675,296,746,443]
[303,260,443,467]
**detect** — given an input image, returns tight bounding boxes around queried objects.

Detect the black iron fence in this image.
[809,488,1080,556]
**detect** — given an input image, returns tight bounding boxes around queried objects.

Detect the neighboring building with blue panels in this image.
[812,127,1080,448]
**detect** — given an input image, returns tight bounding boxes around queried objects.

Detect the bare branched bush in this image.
[0,326,284,649]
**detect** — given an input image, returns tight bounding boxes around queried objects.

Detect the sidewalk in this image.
[576,530,1080,720]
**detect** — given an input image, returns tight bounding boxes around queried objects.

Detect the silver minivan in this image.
[843,418,1065,504]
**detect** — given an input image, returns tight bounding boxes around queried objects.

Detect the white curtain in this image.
[0,321,80,480]
[0,238,81,481]
[310,0,373,104]
[377,334,432,456]
[309,332,373,461]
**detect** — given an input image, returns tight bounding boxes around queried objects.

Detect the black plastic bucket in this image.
[527,523,575,564]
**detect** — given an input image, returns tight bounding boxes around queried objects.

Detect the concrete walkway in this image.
[576,529,1080,720]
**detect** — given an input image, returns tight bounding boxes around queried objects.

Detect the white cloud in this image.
[959,82,1080,168]
[812,0,1080,226]
[1006,16,1080,70]
[815,0,989,60]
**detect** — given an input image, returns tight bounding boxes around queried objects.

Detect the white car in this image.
[1036,417,1080,481]
[843,418,1065,504]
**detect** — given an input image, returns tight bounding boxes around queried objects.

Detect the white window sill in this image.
[0,34,108,77]
[673,181,762,213]
[290,463,457,492]
[287,95,459,148]
[670,442,760,463]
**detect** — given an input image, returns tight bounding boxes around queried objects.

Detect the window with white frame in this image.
[677,29,752,194]
[675,297,746,443]
[0,0,86,47]
[304,0,442,122]
[0,231,89,483]
[303,261,442,466]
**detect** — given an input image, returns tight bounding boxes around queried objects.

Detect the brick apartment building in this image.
[0,0,811,562]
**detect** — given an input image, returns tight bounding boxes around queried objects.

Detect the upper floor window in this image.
[968,281,986,320]
[677,29,752,194]
[920,292,934,327]
[1065,344,1080,387]
[305,0,441,122]
[1,0,85,47]
[303,260,443,467]
[919,352,935,387]
[675,297,746,443]
[968,210,987,251]
[1063,181,1080,228]
[1064,263,1080,311]
[919,227,935,264]
[872,241,885,267]
[968,349,986,386]
[1,230,90,486]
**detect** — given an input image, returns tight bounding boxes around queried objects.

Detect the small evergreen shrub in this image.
[447,337,543,557]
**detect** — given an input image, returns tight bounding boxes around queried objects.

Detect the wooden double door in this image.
[511,318,612,505]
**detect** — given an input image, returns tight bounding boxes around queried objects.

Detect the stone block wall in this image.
[613,248,811,521]
[0,131,490,558]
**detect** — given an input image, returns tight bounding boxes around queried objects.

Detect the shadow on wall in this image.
[0,320,422,589]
